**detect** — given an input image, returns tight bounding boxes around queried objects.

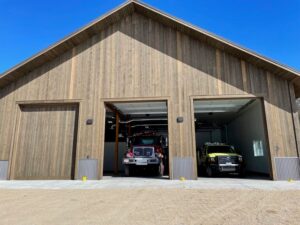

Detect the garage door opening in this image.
[193,98,271,179]
[103,101,169,179]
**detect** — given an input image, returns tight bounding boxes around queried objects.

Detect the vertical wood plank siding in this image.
[0,12,298,179]
[10,104,78,179]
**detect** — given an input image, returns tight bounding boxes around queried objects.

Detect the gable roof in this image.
[1,0,300,96]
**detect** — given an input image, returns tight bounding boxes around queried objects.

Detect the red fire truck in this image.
[123,131,167,176]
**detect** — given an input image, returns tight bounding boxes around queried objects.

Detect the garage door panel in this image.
[13,104,78,179]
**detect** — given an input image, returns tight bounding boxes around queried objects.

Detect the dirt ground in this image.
[0,189,299,225]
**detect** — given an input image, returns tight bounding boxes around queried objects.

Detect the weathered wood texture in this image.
[10,104,78,179]
[0,12,298,179]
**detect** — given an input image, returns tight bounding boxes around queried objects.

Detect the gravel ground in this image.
[0,188,299,225]
[0,178,299,225]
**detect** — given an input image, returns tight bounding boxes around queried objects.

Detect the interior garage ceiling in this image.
[194,99,252,113]
[112,101,167,117]
[106,101,168,132]
[194,99,255,125]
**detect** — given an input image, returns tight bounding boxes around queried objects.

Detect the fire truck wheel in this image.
[124,165,130,176]
[206,166,214,177]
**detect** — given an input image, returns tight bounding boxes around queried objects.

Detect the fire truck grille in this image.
[133,147,154,157]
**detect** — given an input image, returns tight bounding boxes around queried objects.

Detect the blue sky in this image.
[0,0,299,74]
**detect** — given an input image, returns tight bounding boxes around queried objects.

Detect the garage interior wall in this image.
[196,130,222,148]
[227,100,269,174]
[103,142,126,172]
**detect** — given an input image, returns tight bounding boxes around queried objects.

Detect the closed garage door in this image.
[12,104,78,180]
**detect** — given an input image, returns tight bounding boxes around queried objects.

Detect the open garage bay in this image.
[194,98,271,179]
[103,101,169,178]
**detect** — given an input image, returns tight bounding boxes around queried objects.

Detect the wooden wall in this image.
[10,104,78,179]
[0,12,298,179]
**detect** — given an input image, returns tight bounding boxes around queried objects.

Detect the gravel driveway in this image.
[0,178,299,225]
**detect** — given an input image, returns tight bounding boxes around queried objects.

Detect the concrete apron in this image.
[0,177,299,190]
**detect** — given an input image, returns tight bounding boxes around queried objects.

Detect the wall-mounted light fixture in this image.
[86,119,93,125]
[177,117,184,123]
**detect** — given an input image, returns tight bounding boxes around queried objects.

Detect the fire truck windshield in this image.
[132,136,160,145]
